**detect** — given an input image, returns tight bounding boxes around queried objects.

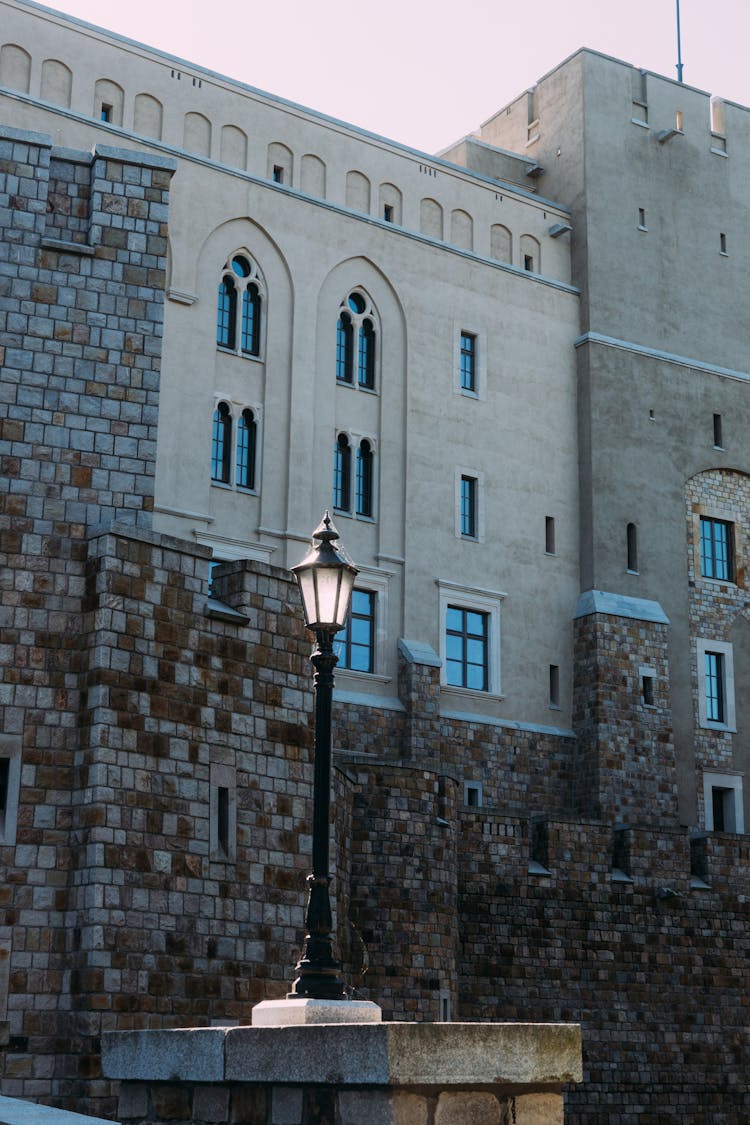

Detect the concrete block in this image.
[102,1027,226,1082]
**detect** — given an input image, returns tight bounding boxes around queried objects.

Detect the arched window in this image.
[236,408,257,490]
[216,277,236,349]
[211,402,232,483]
[358,320,375,389]
[335,291,377,390]
[217,253,263,357]
[356,440,374,517]
[336,312,354,383]
[241,284,261,356]
[334,434,351,512]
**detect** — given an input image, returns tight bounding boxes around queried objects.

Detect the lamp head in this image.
[291,511,358,632]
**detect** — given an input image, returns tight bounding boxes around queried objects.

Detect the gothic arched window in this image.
[211,402,232,483]
[217,253,263,357]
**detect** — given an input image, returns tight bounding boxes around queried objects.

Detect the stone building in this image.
[1,0,750,1120]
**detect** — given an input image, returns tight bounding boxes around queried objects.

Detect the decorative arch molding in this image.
[94,78,124,125]
[134,93,163,140]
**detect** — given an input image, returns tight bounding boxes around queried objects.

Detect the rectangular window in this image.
[642,674,654,706]
[524,253,534,271]
[545,516,556,554]
[720,232,728,255]
[464,782,482,807]
[0,759,8,822]
[217,787,230,856]
[703,772,744,832]
[638,207,647,230]
[272,165,284,183]
[383,204,394,222]
[336,588,375,673]
[460,476,477,538]
[100,103,112,122]
[549,664,560,708]
[459,332,477,393]
[713,413,724,448]
[705,651,725,722]
[700,516,734,581]
[445,605,488,691]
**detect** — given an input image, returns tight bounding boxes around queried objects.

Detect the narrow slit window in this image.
[333,433,351,511]
[713,413,724,448]
[0,759,9,822]
[720,232,728,255]
[638,208,647,230]
[460,332,477,393]
[460,476,477,538]
[358,319,375,389]
[642,675,654,706]
[211,402,232,483]
[545,516,556,554]
[236,408,257,491]
[241,284,261,356]
[217,786,230,856]
[524,253,534,271]
[627,522,638,572]
[383,203,394,222]
[705,651,725,723]
[272,165,284,183]
[355,439,374,517]
[336,312,354,383]
[217,277,237,349]
[549,664,560,708]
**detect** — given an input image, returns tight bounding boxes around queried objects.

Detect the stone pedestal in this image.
[102,1021,582,1124]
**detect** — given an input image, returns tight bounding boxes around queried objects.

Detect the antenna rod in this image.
[675,0,684,83]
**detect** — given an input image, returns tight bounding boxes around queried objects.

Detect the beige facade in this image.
[2,0,749,834]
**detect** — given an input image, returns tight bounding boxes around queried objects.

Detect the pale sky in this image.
[41,0,750,153]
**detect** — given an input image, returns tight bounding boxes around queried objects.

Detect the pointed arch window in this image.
[211,402,232,483]
[335,291,378,391]
[217,253,264,357]
[217,277,237,349]
[236,408,257,490]
[356,439,374,517]
[334,433,351,512]
[336,312,354,383]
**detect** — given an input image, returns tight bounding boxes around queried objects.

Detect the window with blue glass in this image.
[236,408,257,490]
[336,313,354,383]
[336,291,377,390]
[335,589,375,672]
[356,439,374,517]
[705,651,725,723]
[460,332,476,393]
[334,433,351,511]
[211,402,232,483]
[700,516,734,581]
[445,606,488,691]
[460,476,477,538]
[217,253,263,356]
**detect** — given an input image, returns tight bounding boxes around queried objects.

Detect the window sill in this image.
[701,721,737,733]
[440,684,504,703]
[335,668,392,686]
[211,481,232,490]
[528,861,552,876]
[236,487,259,496]
[631,118,650,129]
[217,346,264,362]
[626,568,639,575]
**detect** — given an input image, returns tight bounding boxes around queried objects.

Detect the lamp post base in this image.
[251,998,382,1027]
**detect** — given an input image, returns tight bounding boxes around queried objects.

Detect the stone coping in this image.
[102,1021,582,1089]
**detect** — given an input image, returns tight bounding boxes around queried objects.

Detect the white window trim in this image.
[437,578,506,696]
[211,396,263,495]
[210,762,237,862]
[0,735,22,847]
[703,771,744,833]
[334,565,391,679]
[453,322,487,401]
[454,466,485,543]
[696,638,736,731]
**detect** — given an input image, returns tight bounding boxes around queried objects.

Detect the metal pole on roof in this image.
[675,0,684,83]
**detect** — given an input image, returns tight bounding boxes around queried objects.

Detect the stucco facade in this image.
[2,1,750,1120]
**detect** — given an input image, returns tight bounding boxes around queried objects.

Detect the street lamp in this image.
[289,511,358,1000]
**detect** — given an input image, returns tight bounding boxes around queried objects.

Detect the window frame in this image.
[703,771,744,833]
[335,290,379,393]
[453,323,486,400]
[437,578,505,697]
[697,638,736,731]
[355,438,375,519]
[333,432,352,513]
[455,467,484,542]
[211,401,232,484]
[210,763,237,861]
[699,515,735,583]
[335,587,376,674]
[216,252,265,359]
[236,407,258,492]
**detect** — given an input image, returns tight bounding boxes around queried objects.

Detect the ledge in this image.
[102,1021,582,1089]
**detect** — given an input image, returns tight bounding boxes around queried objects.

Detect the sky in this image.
[41,0,750,154]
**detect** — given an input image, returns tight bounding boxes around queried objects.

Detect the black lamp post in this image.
[289,511,358,1000]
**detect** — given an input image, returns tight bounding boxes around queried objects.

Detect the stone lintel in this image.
[102,1021,582,1088]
